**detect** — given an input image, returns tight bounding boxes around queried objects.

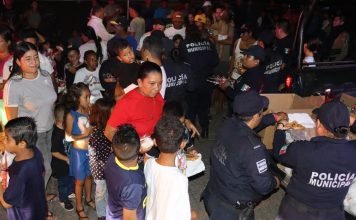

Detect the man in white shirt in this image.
[128,6,145,43]
[164,11,186,40]
[137,18,166,52]
[87,4,114,42]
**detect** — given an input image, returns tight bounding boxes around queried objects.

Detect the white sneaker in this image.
[68,193,76,199]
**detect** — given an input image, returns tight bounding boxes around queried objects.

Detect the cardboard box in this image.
[340,93,356,118]
[259,94,324,149]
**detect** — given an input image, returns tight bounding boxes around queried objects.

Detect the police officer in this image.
[220,45,266,102]
[273,100,356,220]
[203,90,280,220]
[258,30,284,93]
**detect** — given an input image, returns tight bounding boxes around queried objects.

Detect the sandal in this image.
[86,199,96,209]
[46,211,57,220]
[46,193,57,202]
[76,209,89,219]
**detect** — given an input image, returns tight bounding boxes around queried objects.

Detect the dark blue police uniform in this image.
[273,100,356,220]
[203,91,278,220]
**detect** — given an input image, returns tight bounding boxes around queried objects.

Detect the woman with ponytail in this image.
[79,26,107,64]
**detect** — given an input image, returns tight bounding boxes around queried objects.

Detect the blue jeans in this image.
[94,180,108,218]
[58,176,74,202]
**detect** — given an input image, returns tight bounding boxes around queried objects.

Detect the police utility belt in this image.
[208,188,256,210]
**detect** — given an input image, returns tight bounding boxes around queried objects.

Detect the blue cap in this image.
[312,100,350,138]
[233,90,269,116]
[242,45,266,62]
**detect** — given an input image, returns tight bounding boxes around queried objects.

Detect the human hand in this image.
[350,115,355,126]
[218,77,229,90]
[83,126,93,136]
[274,112,288,122]
[184,119,200,137]
[276,120,288,130]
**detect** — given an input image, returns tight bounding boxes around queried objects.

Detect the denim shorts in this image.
[69,147,91,181]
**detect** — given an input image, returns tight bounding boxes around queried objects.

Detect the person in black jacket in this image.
[273,100,356,220]
[179,25,219,138]
[202,90,280,220]
[219,45,266,107]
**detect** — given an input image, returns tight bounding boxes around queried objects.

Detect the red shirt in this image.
[108,88,164,138]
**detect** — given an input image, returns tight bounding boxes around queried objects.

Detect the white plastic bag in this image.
[344,178,356,217]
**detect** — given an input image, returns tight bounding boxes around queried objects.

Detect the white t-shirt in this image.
[144,158,191,220]
[129,17,146,43]
[3,71,57,132]
[74,67,104,104]
[3,53,54,81]
[137,32,151,51]
[160,66,167,99]
[164,26,186,40]
[87,15,114,42]
[79,40,108,63]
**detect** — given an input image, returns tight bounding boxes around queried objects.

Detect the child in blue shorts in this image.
[65,83,95,219]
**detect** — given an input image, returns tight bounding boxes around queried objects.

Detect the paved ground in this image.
[0,110,285,220]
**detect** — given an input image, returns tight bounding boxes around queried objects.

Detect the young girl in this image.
[64,47,84,91]
[74,50,104,104]
[65,83,95,219]
[88,98,115,220]
[0,117,47,219]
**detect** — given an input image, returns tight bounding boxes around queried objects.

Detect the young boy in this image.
[51,104,74,211]
[0,117,47,219]
[99,38,140,99]
[144,116,191,220]
[74,50,104,104]
[105,124,147,220]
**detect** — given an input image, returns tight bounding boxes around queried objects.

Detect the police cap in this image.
[313,100,350,138]
[233,91,269,116]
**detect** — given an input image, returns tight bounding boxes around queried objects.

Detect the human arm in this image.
[104,124,117,142]
[123,208,137,220]
[0,186,12,209]
[254,112,288,133]
[184,119,200,137]
[65,113,92,140]
[4,107,18,121]
[51,152,69,164]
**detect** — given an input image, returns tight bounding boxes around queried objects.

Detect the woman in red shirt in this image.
[105,61,164,141]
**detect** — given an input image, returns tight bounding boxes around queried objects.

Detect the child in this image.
[0,117,47,219]
[105,124,147,219]
[303,38,322,67]
[51,104,74,211]
[99,38,139,100]
[64,46,84,90]
[65,83,95,219]
[144,116,191,220]
[74,50,104,104]
[88,98,115,219]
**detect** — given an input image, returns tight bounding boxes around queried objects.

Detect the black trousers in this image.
[202,188,255,220]
[186,88,213,132]
[277,194,345,220]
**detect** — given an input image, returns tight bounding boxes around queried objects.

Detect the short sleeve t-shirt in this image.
[144,158,191,220]
[105,154,146,220]
[4,147,47,219]
[129,17,145,43]
[74,67,104,104]
[107,88,164,138]
[3,72,57,132]
[51,125,69,178]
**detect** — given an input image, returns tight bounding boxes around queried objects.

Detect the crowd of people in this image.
[0,0,355,220]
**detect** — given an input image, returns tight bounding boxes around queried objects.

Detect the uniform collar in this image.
[232,117,261,138]
[310,136,348,144]
[115,157,139,170]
